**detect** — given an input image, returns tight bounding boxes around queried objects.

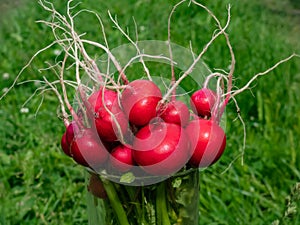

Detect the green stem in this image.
[156,182,171,225]
[141,186,150,225]
[101,178,130,225]
[125,186,141,215]
[126,186,150,225]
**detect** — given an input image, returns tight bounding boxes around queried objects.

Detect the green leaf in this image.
[120,172,135,184]
[172,177,182,188]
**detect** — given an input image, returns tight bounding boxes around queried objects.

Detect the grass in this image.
[0,0,300,224]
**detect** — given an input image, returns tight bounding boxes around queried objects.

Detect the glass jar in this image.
[86,168,200,225]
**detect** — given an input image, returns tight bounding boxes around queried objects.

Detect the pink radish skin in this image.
[158,100,190,127]
[60,132,72,157]
[88,88,117,113]
[190,88,217,117]
[133,122,190,175]
[121,80,162,126]
[88,88,128,142]
[65,121,80,145]
[186,118,226,168]
[93,107,128,142]
[109,145,134,172]
[70,128,109,169]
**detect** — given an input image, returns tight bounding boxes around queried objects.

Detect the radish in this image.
[93,107,128,142]
[88,88,117,114]
[121,80,162,126]
[60,132,72,157]
[132,122,190,175]
[109,145,134,172]
[186,118,226,168]
[70,128,109,169]
[87,173,107,199]
[157,100,190,127]
[65,121,80,145]
[88,88,128,142]
[190,88,216,117]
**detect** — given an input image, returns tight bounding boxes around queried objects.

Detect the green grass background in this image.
[1,0,300,224]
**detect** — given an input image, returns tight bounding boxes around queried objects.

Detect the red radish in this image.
[87,88,128,142]
[88,88,117,113]
[65,121,80,145]
[102,141,120,153]
[93,107,128,142]
[109,145,134,172]
[186,119,226,168]
[132,122,190,175]
[60,132,72,157]
[121,80,162,126]
[70,128,109,169]
[88,173,107,199]
[157,100,190,126]
[190,88,217,117]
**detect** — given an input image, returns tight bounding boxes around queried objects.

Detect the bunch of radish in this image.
[3,0,293,183]
[60,78,226,177]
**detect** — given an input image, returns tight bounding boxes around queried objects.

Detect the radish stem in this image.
[156,182,171,225]
[101,179,130,225]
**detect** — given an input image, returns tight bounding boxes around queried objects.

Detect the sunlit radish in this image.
[157,100,190,126]
[133,122,190,175]
[190,88,216,117]
[186,118,226,168]
[87,88,128,142]
[94,108,128,142]
[109,145,134,172]
[121,80,162,126]
[88,88,117,113]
